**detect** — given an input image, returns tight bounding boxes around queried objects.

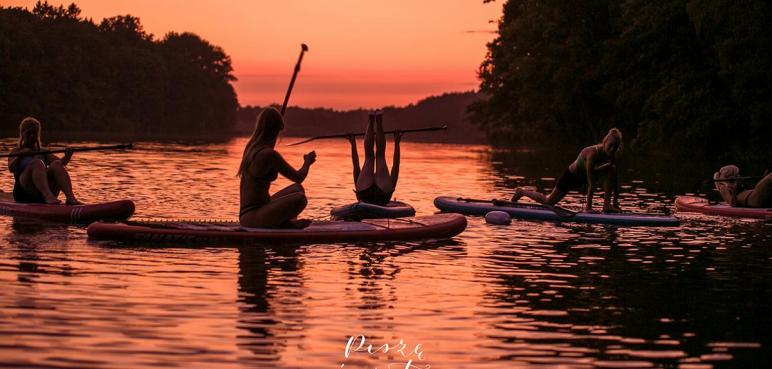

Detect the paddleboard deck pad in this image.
[675,195,771,220]
[434,196,679,226]
[87,213,467,244]
[330,200,416,220]
[0,192,135,224]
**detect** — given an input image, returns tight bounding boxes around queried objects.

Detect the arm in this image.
[391,130,402,188]
[8,148,22,173]
[272,150,315,183]
[348,134,360,184]
[716,181,740,206]
[584,150,596,211]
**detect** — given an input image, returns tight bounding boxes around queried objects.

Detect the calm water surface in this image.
[1,138,770,369]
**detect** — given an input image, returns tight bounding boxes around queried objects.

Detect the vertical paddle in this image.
[280,43,309,115]
[457,197,579,218]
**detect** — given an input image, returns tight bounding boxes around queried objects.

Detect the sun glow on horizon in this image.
[5,0,501,109]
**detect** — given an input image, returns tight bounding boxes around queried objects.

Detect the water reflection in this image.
[0,139,769,369]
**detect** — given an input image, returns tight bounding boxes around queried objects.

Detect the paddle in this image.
[286,125,449,146]
[280,43,309,115]
[457,197,579,218]
[691,175,765,194]
[1,143,133,158]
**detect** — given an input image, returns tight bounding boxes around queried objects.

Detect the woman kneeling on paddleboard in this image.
[511,128,623,212]
[713,165,771,208]
[238,108,316,228]
[7,117,81,205]
[347,110,403,206]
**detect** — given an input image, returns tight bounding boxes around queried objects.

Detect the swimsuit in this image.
[239,148,279,217]
[355,184,393,206]
[12,156,46,204]
[555,169,586,192]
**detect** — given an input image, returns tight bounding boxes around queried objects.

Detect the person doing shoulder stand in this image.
[347,110,403,206]
[7,117,81,205]
[511,128,623,212]
[238,108,316,228]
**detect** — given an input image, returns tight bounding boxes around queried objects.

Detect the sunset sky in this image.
[6,1,501,109]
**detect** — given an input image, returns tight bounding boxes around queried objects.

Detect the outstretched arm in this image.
[348,134,360,184]
[584,151,596,211]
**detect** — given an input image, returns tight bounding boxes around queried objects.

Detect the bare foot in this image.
[45,196,62,205]
[66,198,84,205]
[277,218,312,229]
[510,188,524,202]
[603,205,622,213]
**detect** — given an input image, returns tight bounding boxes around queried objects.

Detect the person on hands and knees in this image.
[511,128,623,212]
[347,110,402,206]
[238,108,316,228]
[7,117,81,205]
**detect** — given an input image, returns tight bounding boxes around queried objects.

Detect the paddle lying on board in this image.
[1,143,133,158]
[286,125,448,146]
[281,43,309,115]
[457,197,579,218]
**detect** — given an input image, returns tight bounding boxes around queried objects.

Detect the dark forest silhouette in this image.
[471,0,772,162]
[0,2,238,138]
[237,91,486,144]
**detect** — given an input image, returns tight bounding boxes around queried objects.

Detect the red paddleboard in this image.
[675,196,771,220]
[87,213,467,245]
[0,192,135,224]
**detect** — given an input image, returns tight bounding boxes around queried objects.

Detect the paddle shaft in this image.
[1,144,133,158]
[281,44,309,115]
[706,176,764,183]
[287,125,448,146]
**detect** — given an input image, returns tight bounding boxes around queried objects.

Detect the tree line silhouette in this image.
[0,2,238,138]
[237,92,486,144]
[471,0,771,162]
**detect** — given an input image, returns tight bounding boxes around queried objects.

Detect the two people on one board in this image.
[6,117,81,205]
[238,108,402,228]
[511,128,623,212]
[713,165,771,208]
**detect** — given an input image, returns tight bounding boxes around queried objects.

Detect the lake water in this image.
[1,138,770,369]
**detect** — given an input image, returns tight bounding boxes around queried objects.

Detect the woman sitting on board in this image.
[713,165,771,208]
[6,117,81,205]
[238,108,316,228]
[347,110,403,206]
[511,128,623,212]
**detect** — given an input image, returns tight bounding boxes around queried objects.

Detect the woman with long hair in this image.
[7,117,81,205]
[238,108,316,228]
[511,128,623,212]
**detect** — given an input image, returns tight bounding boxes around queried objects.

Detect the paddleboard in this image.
[330,200,416,220]
[675,195,771,220]
[0,192,135,224]
[87,213,467,244]
[434,196,679,226]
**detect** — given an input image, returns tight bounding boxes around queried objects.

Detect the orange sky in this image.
[6,1,501,109]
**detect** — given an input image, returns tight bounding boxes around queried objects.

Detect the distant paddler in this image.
[712,165,771,208]
[4,117,134,205]
[6,117,80,204]
[511,128,623,212]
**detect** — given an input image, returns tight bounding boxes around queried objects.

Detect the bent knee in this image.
[290,183,305,193]
[48,160,64,170]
